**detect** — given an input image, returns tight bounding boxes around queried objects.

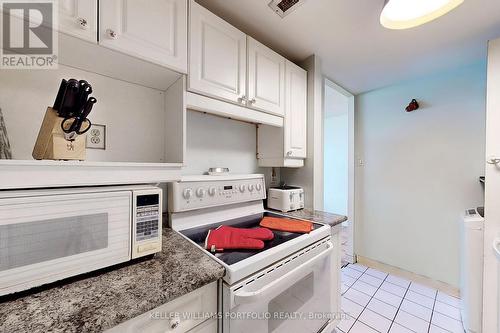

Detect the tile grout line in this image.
[342,265,367,296]
[348,270,390,333]
[341,266,462,333]
[427,289,438,333]
[341,265,369,332]
[387,280,412,333]
[347,274,409,315]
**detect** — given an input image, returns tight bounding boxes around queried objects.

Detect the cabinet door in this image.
[188,0,246,105]
[104,282,217,333]
[99,0,187,73]
[284,61,307,158]
[247,37,286,116]
[59,0,97,42]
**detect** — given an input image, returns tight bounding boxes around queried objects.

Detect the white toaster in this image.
[267,186,304,212]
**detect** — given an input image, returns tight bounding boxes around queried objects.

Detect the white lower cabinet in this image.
[105,282,217,333]
[188,319,217,333]
[258,61,307,167]
[99,0,188,73]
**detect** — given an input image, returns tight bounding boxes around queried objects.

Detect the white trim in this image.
[323,78,355,264]
[257,158,304,168]
[0,160,182,190]
[186,92,284,127]
[357,255,460,297]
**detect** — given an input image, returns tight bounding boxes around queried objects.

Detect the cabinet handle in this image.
[107,29,118,40]
[237,95,246,104]
[487,156,500,165]
[169,315,180,330]
[249,98,256,104]
[77,17,88,30]
[286,151,293,156]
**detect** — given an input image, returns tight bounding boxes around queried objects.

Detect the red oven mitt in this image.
[205,226,274,252]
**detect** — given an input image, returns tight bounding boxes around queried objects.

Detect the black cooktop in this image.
[179,212,322,266]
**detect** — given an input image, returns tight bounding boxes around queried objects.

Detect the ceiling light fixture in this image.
[380,0,464,29]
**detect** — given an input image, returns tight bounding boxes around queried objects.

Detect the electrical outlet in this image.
[86,124,106,150]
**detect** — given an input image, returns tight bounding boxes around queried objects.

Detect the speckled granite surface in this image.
[0,228,225,333]
[276,209,347,227]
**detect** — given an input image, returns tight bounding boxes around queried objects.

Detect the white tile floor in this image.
[338,264,464,333]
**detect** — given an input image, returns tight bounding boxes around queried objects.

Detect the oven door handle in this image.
[233,242,333,306]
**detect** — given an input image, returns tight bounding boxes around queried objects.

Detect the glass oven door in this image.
[224,239,335,333]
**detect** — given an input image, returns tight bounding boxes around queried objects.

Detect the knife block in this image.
[32,107,86,160]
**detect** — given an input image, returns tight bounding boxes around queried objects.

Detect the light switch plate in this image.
[86,124,106,150]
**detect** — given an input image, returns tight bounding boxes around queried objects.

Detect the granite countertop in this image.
[277,209,347,227]
[0,228,225,333]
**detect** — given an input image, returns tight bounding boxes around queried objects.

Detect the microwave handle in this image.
[233,242,333,306]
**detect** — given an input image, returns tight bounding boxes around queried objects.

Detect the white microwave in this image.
[0,185,162,296]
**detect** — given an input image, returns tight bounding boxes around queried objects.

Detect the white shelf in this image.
[0,160,183,190]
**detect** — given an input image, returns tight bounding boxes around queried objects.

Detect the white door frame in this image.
[483,37,500,333]
[323,78,355,263]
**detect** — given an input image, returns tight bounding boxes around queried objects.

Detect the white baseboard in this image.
[356,255,460,298]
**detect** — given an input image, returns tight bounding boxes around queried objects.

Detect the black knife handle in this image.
[81,97,97,119]
[60,79,80,117]
[53,79,68,112]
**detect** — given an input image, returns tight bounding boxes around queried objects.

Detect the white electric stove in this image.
[168,174,338,333]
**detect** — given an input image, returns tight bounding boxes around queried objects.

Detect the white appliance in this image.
[460,207,484,333]
[494,237,500,333]
[267,186,304,212]
[168,174,338,333]
[0,185,162,296]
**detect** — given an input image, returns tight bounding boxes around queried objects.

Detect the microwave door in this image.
[0,191,132,296]
[225,241,334,333]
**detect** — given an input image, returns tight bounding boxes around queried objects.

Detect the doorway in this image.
[323,79,355,264]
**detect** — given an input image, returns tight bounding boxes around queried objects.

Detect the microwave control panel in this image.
[132,189,162,259]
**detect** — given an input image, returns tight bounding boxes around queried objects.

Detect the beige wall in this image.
[355,63,486,287]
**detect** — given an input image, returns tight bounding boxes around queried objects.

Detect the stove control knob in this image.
[196,188,206,198]
[256,183,262,191]
[248,184,254,192]
[183,188,193,200]
[239,184,246,192]
[208,187,216,196]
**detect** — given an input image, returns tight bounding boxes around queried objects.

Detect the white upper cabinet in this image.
[284,61,307,158]
[247,37,286,116]
[189,0,247,105]
[59,0,98,43]
[99,0,188,73]
[256,60,307,168]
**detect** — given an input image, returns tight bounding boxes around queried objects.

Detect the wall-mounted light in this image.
[380,0,464,30]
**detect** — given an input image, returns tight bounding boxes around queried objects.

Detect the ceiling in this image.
[197,0,500,94]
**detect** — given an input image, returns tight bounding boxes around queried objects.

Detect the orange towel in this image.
[259,216,313,234]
